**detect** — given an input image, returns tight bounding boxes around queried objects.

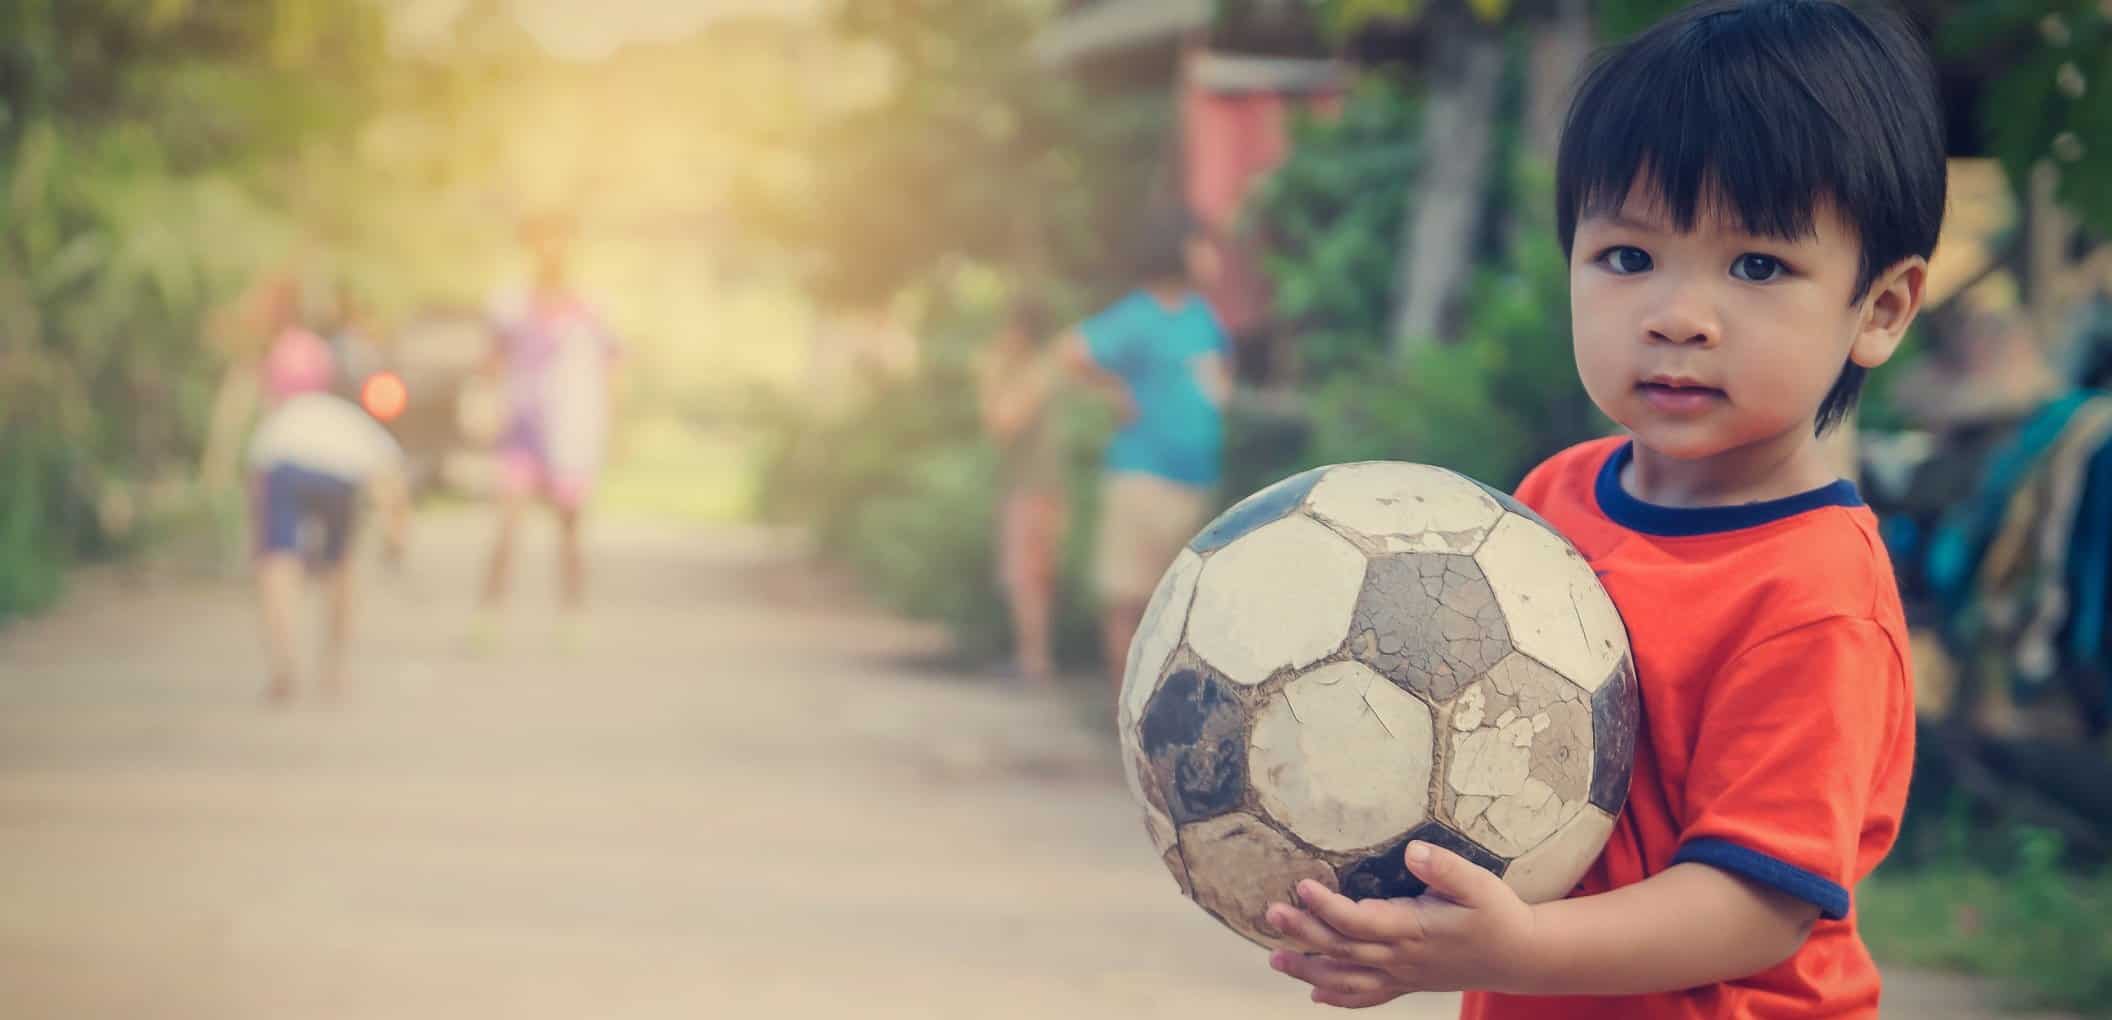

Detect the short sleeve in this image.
[1672,618,1908,920]
[1079,293,1142,377]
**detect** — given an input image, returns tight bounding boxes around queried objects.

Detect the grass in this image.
[1859,829,2112,1017]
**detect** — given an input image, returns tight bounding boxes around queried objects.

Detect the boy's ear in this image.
[1849,255,1928,370]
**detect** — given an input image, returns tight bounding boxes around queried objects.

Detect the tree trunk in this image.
[1522,0,1593,164]
[1388,21,1506,355]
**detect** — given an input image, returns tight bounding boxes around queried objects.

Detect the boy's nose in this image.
[1641,296,1721,347]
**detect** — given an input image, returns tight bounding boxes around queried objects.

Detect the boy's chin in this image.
[1619,421,1739,462]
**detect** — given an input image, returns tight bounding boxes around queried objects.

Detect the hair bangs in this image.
[1558,6,1861,256]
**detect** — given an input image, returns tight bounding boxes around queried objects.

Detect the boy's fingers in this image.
[1271,950,1395,997]
[1404,840,1502,908]
[1265,903,1357,959]
[1299,880,1417,942]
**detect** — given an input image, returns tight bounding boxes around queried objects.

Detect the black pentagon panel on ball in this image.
[1139,667,1250,824]
[1349,553,1513,703]
[1337,822,1509,901]
[1589,656,1642,813]
[1189,466,1331,554]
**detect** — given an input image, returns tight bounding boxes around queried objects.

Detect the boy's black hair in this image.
[1555,0,1947,434]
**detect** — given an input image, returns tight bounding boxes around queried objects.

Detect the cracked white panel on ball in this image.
[1477,777,1575,856]
[1307,462,1505,554]
[1476,514,1627,688]
[1122,548,1204,727]
[1502,806,1616,904]
[1187,515,1367,686]
[1248,661,1435,852]
[1449,713,1536,798]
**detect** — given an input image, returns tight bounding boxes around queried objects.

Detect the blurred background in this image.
[1,0,2109,1016]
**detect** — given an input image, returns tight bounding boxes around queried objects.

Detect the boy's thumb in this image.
[1405,840,1499,907]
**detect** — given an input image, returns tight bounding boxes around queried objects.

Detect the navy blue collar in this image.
[1595,441,1863,537]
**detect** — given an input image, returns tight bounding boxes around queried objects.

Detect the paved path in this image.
[0,511,2058,1018]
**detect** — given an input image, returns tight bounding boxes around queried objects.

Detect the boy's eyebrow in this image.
[1581,209,1667,232]
[1584,205,1814,244]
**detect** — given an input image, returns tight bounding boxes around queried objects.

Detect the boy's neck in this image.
[1622,425,1843,509]
[1144,281,1191,308]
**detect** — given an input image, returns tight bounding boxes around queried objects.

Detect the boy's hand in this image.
[1265,840,1539,1007]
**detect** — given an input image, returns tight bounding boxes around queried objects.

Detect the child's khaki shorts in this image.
[1095,472,1211,607]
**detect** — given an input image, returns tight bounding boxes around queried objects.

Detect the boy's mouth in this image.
[1636,378,1725,415]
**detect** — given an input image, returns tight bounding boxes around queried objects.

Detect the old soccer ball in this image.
[1117,461,1638,949]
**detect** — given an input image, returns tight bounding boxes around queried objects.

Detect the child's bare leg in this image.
[480,490,527,609]
[1010,513,1062,683]
[321,562,355,700]
[556,504,586,613]
[1011,576,1056,681]
[256,553,303,704]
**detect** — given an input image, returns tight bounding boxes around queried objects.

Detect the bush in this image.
[0,433,73,620]
[1301,186,1608,490]
[749,290,1113,670]
[1248,78,1420,381]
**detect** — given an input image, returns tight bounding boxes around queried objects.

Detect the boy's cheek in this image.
[1569,340,1632,414]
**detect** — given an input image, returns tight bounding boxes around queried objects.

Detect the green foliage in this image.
[1256,89,1603,488]
[1305,228,1601,488]
[750,288,1111,666]
[1942,0,2112,236]
[1589,0,1686,41]
[1248,79,1419,379]
[1312,0,1516,39]
[0,0,394,620]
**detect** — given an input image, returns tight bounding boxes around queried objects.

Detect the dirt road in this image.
[0,511,2056,1018]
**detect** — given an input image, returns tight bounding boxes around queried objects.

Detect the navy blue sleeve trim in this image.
[1672,838,1851,920]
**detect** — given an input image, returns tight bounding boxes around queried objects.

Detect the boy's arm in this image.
[978,352,1058,442]
[1056,328,1136,425]
[1266,843,1813,1004]
[1522,859,1817,994]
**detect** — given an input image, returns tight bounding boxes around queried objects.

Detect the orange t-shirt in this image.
[1462,437,1916,1020]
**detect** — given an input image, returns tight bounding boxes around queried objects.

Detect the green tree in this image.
[0,0,393,617]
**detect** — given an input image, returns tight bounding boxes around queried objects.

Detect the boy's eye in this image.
[1599,246,1652,274]
[1731,254,1785,282]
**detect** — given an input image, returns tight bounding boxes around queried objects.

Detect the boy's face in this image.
[1183,235,1222,290]
[1568,182,1909,462]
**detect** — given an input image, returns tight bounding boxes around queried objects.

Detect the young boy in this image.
[1261,1,1942,1016]
[978,296,1070,686]
[248,383,412,705]
[1055,207,1232,690]
[476,212,623,646]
